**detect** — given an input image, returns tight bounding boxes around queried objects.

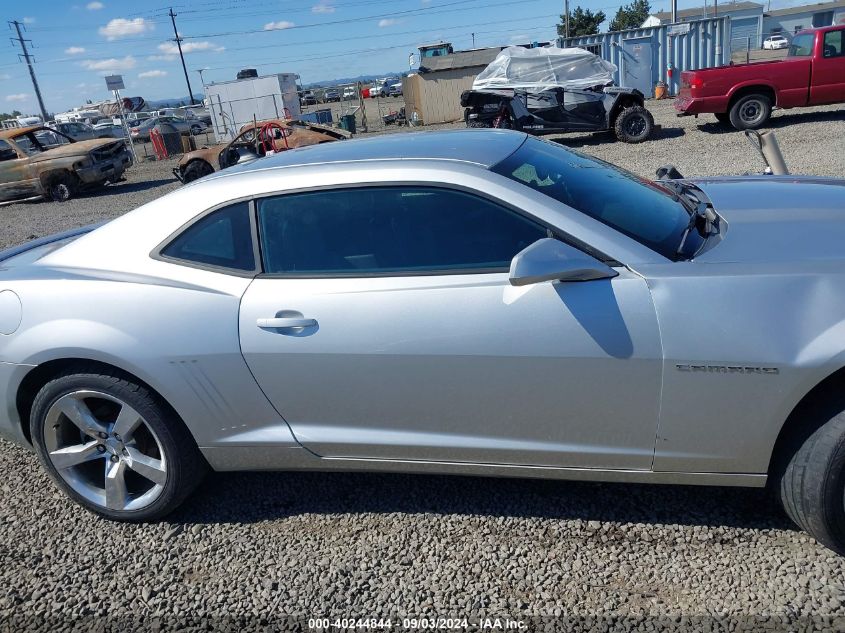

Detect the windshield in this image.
[491,137,692,260]
[789,33,814,56]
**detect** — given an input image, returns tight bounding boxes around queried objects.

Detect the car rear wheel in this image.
[729,93,771,130]
[30,368,207,521]
[777,404,845,555]
[181,160,214,183]
[614,106,654,143]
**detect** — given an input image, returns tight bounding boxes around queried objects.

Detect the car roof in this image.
[208,129,528,181]
[0,125,43,139]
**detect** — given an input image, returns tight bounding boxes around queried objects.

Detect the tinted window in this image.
[161,202,255,271]
[257,187,546,275]
[823,30,843,57]
[492,137,690,259]
[789,33,814,56]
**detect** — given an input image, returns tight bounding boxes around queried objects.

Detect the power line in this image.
[9,20,48,120]
[180,0,506,38]
[168,7,197,105]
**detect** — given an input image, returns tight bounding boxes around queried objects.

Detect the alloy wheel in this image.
[43,390,167,512]
[624,115,646,137]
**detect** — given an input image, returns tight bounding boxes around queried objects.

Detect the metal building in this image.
[559,17,730,96]
[204,73,301,142]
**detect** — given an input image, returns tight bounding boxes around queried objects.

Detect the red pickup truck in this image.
[675,24,845,129]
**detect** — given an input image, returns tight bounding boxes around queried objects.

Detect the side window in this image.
[160,201,255,272]
[823,30,843,57]
[256,187,547,275]
[0,140,18,161]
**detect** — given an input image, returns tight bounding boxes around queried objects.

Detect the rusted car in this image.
[0,126,132,202]
[173,119,349,183]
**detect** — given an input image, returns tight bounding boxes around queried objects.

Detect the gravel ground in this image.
[1,98,845,632]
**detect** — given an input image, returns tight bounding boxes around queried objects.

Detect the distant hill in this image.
[145,94,205,109]
[304,72,408,88]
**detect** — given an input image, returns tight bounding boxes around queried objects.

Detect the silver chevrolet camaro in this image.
[1,130,844,553]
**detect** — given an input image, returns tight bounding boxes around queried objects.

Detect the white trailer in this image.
[204,73,301,142]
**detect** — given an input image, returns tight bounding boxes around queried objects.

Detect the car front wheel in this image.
[777,400,845,555]
[614,106,654,143]
[30,367,206,521]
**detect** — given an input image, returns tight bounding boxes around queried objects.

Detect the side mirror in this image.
[509,238,618,287]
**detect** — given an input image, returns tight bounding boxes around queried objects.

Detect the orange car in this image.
[173,119,349,183]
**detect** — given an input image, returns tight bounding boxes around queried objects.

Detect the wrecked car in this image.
[173,119,349,184]
[0,126,132,203]
[461,46,655,143]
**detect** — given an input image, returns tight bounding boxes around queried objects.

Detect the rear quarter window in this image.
[159,201,256,273]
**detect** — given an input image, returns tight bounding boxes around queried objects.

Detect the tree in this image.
[558,6,606,37]
[608,0,652,31]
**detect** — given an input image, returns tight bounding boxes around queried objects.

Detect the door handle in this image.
[257,317,317,329]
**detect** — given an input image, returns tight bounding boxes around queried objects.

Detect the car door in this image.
[0,139,39,200]
[810,28,845,104]
[238,185,663,470]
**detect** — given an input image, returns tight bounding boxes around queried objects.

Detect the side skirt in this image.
[199,446,767,488]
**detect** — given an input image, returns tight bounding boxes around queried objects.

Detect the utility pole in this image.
[564,0,570,40]
[9,20,48,121]
[471,32,475,47]
[169,8,196,105]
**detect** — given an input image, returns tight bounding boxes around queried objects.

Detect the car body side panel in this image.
[643,261,845,474]
[0,266,296,449]
[240,269,663,470]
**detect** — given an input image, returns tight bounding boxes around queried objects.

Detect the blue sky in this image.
[0,0,804,115]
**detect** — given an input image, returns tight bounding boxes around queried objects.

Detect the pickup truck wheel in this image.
[181,160,214,183]
[777,406,845,555]
[614,106,654,143]
[729,94,771,130]
[47,173,77,202]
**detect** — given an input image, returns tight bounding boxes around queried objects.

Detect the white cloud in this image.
[139,69,167,78]
[99,18,153,40]
[81,55,137,72]
[6,93,29,102]
[156,41,224,55]
[264,21,295,30]
[86,1,104,9]
[23,17,35,24]
[378,18,400,27]
[312,2,335,13]
[65,46,86,55]
[0,74,11,81]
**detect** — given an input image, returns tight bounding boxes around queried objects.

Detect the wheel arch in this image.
[608,93,645,127]
[15,357,184,446]
[727,83,777,110]
[768,364,845,482]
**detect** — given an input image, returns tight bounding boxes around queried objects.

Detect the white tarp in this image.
[471,46,617,91]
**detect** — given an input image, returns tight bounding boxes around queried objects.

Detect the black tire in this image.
[777,406,845,554]
[493,115,513,130]
[714,112,731,125]
[30,366,207,522]
[614,106,654,143]
[46,173,77,202]
[181,160,214,183]
[729,93,771,130]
